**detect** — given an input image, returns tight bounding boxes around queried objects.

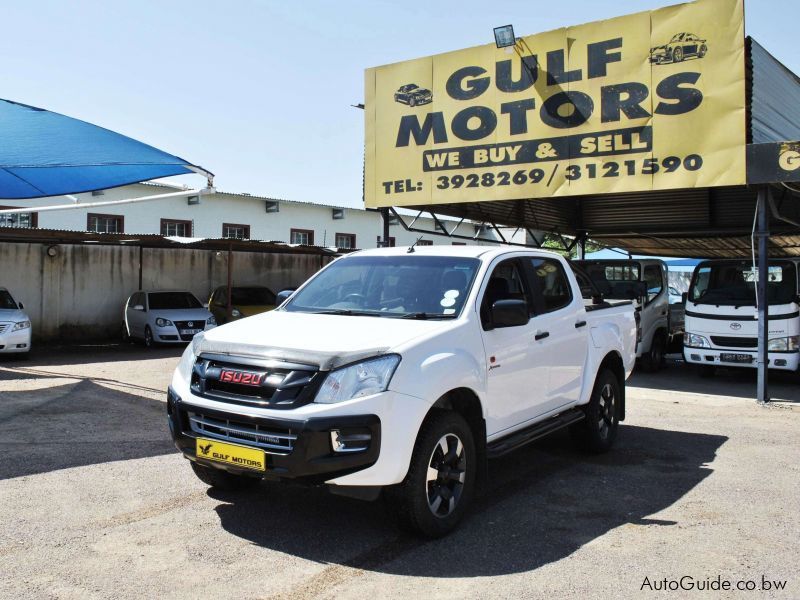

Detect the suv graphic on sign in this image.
[649,32,707,64]
[394,84,433,107]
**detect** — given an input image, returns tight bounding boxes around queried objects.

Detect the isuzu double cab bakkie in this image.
[167,246,637,537]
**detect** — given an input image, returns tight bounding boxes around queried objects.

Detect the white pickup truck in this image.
[167,246,637,536]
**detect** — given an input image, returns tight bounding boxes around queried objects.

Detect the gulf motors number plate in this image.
[180,328,202,335]
[195,438,266,471]
[720,353,753,363]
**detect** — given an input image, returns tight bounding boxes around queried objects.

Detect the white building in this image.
[0,182,530,248]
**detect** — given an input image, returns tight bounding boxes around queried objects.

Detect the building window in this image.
[0,207,37,228]
[291,228,314,245]
[160,219,192,237]
[416,239,433,246]
[335,233,356,249]
[87,213,123,233]
[222,223,250,239]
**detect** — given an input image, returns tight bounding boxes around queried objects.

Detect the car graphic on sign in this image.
[649,32,708,64]
[394,83,433,107]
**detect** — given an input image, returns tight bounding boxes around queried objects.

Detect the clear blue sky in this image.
[3,0,797,208]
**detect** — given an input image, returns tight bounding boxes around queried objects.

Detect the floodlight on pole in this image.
[494,24,516,48]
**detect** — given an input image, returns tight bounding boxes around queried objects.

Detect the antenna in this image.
[407,236,424,253]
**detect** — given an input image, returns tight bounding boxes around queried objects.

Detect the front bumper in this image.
[155,325,216,343]
[167,387,382,484]
[683,347,800,371]
[0,327,31,353]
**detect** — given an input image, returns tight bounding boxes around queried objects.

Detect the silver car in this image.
[0,287,32,355]
[124,290,216,347]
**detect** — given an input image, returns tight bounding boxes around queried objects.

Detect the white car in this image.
[0,288,32,355]
[167,246,636,537]
[124,290,216,347]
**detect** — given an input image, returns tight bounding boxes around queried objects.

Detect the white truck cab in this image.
[574,259,683,371]
[684,259,800,375]
[167,246,636,536]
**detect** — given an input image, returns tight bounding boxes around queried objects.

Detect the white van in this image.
[683,259,800,376]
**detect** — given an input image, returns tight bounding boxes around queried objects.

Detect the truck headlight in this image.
[155,317,173,328]
[768,336,799,352]
[231,309,241,318]
[684,332,710,348]
[314,355,401,404]
[12,320,31,331]
[177,344,195,382]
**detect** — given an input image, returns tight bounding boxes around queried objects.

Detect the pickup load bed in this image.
[167,246,637,536]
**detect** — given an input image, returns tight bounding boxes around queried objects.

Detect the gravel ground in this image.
[0,345,798,599]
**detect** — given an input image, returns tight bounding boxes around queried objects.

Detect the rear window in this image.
[148,292,202,310]
[231,287,276,306]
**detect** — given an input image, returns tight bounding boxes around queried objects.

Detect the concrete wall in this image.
[2,183,509,248]
[0,241,330,342]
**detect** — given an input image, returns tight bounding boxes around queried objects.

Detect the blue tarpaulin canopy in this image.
[0,98,211,199]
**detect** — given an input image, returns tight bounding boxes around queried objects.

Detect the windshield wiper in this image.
[400,312,457,320]
[313,308,383,317]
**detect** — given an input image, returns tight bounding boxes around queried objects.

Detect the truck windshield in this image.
[689,262,797,306]
[283,255,481,318]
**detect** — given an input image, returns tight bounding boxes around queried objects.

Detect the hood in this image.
[195,310,454,370]
[151,308,213,321]
[686,302,798,337]
[0,308,29,322]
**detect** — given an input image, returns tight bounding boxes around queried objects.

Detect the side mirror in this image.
[203,303,209,309]
[132,304,145,311]
[682,292,688,304]
[18,302,23,309]
[276,289,296,305]
[491,299,529,328]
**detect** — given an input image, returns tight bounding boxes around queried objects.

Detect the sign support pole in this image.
[756,186,770,404]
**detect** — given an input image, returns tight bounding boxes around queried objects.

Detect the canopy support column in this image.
[138,245,143,290]
[756,186,770,404]
[226,242,233,316]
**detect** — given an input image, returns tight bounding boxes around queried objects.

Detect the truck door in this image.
[479,258,549,436]
[643,264,668,350]
[524,257,589,411]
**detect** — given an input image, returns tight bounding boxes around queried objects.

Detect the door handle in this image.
[575,320,587,328]
[534,331,550,341]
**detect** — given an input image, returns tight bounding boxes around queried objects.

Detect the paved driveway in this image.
[1,346,797,598]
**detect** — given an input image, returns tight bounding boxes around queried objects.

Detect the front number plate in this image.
[195,438,266,471]
[720,353,753,363]
[180,328,202,335]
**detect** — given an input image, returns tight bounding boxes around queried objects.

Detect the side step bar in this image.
[486,408,585,458]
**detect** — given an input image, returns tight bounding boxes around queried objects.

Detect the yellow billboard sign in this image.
[364,0,745,208]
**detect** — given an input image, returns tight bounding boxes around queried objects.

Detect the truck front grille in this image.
[188,412,296,454]
[711,336,757,348]
[190,353,323,409]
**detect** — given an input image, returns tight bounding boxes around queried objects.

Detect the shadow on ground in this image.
[0,376,175,480]
[629,357,800,403]
[212,424,727,578]
[0,341,184,369]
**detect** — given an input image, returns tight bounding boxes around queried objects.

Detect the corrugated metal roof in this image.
[0,226,341,255]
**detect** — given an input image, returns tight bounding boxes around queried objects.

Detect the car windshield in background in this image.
[0,290,17,309]
[689,262,797,306]
[284,255,481,318]
[148,292,202,310]
[231,287,276,306]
